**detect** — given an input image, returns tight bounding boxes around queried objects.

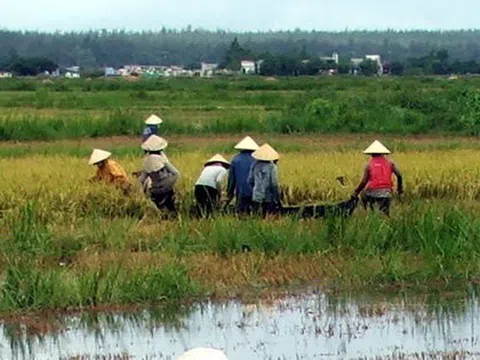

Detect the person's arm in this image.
[164,162,180,177]
[271,164,281,204]
[247,162,255,188]
[226,164,236,199]
[392,162,403,194]
[354,164,370,196]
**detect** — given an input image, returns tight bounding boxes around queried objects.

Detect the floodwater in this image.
[1,288,480,360]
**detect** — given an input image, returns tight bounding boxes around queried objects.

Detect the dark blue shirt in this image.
[142,125,158,142]
[227,151,255,198]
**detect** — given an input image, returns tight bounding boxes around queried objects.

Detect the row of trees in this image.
[0,55,57,76]
[2,29,480,68]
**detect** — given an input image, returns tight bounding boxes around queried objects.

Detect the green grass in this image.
[0,200,479,312]
[0,76,479,140]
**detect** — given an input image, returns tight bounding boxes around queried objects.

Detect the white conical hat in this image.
[252,143,279,161]
[143,154,166,173]
[234,136,259,151]
[145,114,163,125]
[177,347,228,360]
[205,154,230,166]
[363,140,391,155]
[141,135,168,151]
[88,149,112,165]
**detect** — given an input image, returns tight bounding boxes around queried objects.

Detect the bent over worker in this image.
[353,140,403,216]
[248,144,281,217]
[88,149,131,194]
[138,135,180,212]
[225,136,259,214]
[195,154,230,217]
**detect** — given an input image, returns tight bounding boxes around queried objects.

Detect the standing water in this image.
[2,288,479,359]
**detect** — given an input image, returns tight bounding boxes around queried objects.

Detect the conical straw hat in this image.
[234,136,259,151]
[145,114,163,125]
[363,140,391,155]
[141,135,168,151]
[205,154,230,166]
[143,154,166,173]
[252,144,279,161]
[88,149,112,165]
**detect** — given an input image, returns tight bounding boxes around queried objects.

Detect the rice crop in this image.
[0,134,480,313]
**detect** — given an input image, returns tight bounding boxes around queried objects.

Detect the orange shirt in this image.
[94,159,131,190]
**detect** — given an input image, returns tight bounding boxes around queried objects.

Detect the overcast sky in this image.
[1,0,478,32]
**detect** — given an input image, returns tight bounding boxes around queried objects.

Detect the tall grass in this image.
[0,201,479,312]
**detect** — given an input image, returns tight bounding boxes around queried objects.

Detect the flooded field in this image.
[1,288,479,360]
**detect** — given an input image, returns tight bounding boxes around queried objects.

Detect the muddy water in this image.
[1,288,480,360]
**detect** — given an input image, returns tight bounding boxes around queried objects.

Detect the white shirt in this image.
[195,165,228,189]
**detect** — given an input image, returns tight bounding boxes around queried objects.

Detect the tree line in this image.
[2,29,480,69]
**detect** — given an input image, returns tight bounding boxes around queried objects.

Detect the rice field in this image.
[1,77,480,315]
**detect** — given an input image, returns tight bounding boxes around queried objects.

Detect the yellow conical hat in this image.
[252,143,279,161]
[141,135,168,151]
[205,154,230,166]
[144,114,163,125]
[234,136,259,151]
[143,154,166,173]
[88,149,112,165]
[363,140,391,155]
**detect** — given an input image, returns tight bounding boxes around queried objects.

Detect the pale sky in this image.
[1,0,478,32]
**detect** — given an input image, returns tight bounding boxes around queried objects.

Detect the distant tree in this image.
[222,37,252,70]
[359,59,379,76]
[6,56,57,76]
[337,61,351,74]
[390,62,405,75]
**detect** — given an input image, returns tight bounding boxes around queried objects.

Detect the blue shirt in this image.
[227,151,256,198]
[142,125,158,142]
[248,161,280,203]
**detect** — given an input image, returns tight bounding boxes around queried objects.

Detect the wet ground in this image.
[1,288,479,360]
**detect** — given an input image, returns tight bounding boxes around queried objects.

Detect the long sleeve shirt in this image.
[248,161,280,203]
[93,159,131,191]
[227,151,256,199]
[142,125,158,142]
[138,153,180,194]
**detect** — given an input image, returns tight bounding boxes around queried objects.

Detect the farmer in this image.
[194,154,230,217]
[137,135,180,212]
[248,143,281,216]
[225,136,259,214]
[88,149,131,194]
[353,140,403,216]
[142,114,163,142]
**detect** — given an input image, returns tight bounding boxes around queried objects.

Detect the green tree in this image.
[360,59,379,76]
[390,62,405,75]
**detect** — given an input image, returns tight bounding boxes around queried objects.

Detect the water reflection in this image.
[1,287,479,360]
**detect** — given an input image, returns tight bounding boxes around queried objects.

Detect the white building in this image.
[200,63,219,77]
[365,55,383,75]
[320,52,339,64]
[241,60,256,74]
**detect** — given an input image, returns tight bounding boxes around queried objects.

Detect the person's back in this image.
[249,161,279,203]
[229,151,255,198]
[196,164,228,189]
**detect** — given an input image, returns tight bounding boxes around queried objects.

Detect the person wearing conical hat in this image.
[194,154,230,217]
[353,140,403,216]
[142,114,163,142]
[88,149,131,194]
[137,135,180,212]
[225,136,260,214]
[248,144,281,216]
